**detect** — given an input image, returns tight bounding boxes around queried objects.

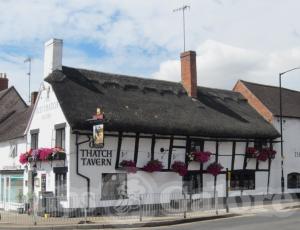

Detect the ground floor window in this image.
[287,173,300,189]
[183,173,202,194]
[230,170,255,190]
[54,167,68,199]
[101,173,127,200]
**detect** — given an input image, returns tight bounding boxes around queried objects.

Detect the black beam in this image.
[151,135,156,161]
[134,133,140,163]
[168,136,174,170]
[115,132,123,169]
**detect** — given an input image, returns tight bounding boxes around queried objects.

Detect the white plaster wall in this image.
[272,117,300,194]
[25,82,71,199]
[0,137,27,170]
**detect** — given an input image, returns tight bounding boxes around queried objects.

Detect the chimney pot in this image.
[180,51,198,98]
[0,73,9,91]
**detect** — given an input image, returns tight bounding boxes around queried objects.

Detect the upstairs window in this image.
[30,129,39,150]
[55,123,66,149]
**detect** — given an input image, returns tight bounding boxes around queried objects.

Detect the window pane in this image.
[55,128,65,149]
[31,133,38,149]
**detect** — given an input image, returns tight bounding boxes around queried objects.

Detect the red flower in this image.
[19,153,28,164]
[257,148,276,161]
[207,162,223,176]
[171,161,188,176]
[143,160,163,173]
[120,160,137,173]
[39,148,53,161]
[192,151,212,163]
[246,147,257,155]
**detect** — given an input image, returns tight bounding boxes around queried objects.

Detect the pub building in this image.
[22,38,281,212]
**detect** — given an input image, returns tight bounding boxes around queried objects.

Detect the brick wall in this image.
[233,80,273,123]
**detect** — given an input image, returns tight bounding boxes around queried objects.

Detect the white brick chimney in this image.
[43,38,63,78]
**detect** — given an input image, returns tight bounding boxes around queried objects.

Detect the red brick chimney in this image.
[180,51,197,98]
[31,91,38,106]
[0,73,8,91]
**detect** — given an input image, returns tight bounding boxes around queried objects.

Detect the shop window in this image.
[55,124,66,149]
[183,173,202,194]
[287,173,300,189]
[30,129,39,150]
[101,173,127,200]
[230,170,255,190]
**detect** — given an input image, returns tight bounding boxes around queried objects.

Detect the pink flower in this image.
[120,160,137,173]
[246,147,257,155]
[171,161,188,176]
[39,148,53,161]
[257,148,277,161]
[192,151,212,163]
[19,153,28,164]
[143,160,163,173]
[207,162,223,176]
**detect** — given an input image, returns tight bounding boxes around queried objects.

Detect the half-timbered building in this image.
[23,39,281,211]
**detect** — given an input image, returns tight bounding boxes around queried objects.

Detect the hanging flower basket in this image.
[19,149,32,165]
[52,147,66,160]
[19,147,66,164]
[39,148,53,161]
[171,161,188,176]
[257,148,277,161]
[143,160,163,173]
[207,162,223,176]
[120,160,138,173]
[191,151,212,163]
[245,147,258,158]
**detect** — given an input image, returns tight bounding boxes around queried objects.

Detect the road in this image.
[120,209,300,230]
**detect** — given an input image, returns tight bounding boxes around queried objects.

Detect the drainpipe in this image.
[75,133,90,208]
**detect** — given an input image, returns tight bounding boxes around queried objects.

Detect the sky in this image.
[1,0,300,103]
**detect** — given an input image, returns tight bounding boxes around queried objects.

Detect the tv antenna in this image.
[173,5,190,51]
[24,57,31,103]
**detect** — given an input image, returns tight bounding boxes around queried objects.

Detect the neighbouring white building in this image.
[20,38,284,216]
[0,75,36,210]
[234,80,300,196]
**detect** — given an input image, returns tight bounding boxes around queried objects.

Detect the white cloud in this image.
[1,0,300,100]
[152,40,300,90]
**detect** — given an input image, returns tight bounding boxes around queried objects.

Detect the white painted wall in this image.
[0,136,27,170]
[272,117,300,194]
[25,82,71,201]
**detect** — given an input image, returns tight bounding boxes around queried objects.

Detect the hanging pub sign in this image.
[93,124,104,148]
[90,108,105,148]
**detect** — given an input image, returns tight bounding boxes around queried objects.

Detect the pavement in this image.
[0,200,300,229]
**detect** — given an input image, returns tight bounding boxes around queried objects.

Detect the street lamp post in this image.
[279,67,300,197]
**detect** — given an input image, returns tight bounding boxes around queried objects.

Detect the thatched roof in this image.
[45,66,279,139]
[242,80,300,118]
[0,87,32,142]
